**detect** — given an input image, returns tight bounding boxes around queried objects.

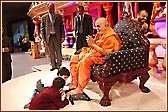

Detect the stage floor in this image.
[1,59,167,111]
[1,48,167,111]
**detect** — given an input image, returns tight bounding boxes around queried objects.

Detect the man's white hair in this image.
[96,17,108,26]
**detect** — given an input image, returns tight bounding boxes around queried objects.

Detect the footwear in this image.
[74,51,81,55]
[71,92,91,101]
[56,66,60,70]
[65,88,75,94]
[24,103,30,109]
[74,49,82,55]
[69,95,74,105]
[56,64,61,70]
[50,68,56,71]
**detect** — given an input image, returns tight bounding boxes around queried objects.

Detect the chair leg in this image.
[139,72,150,93]
[98,82,114,106]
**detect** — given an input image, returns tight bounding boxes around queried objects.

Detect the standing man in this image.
[2,27,12,83]
[41,3,65,71]
[74,5,93,54]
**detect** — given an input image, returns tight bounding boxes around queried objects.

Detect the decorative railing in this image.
[27,2,48,18]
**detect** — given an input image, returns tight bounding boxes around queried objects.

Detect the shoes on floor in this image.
[64,88,75,94]
[56,66,60,70]
[74,49,82,55]
[24,103,30,109]
[50,68,57,71]
[50,66,60,71]
[74,50,81,55]
[71,92,91,101]
[69,95,74,105]
[68,92,91,105]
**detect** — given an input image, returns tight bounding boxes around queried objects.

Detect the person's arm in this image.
[8,37,12,52]
[87,36,107,55]
[40,16,46,41]
[74,16,77,36]
[51,89,69,108]
[3,37,12,53]
[91,44,107,55]
[60,15,65,40]
[88,34,122,55]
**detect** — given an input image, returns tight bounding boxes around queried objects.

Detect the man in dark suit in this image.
[41,3,65,71]
[74,5,93,54]
[2,27,12,83]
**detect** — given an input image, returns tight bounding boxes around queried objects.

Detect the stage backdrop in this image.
[12,20,29,46]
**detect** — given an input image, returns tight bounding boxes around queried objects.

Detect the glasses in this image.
[96,25,100,27]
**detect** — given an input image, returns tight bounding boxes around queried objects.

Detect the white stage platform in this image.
[1,46,167,111]
[1,60,167,111]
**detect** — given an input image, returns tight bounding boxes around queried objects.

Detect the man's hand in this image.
[62,37,65,43]
[43,39,46,44]
[42,39,47,46]
[142,22,148,30]
[87,36,95,46]
[87,35,107,55]
[3,47,9,52]
[60,88,64,96]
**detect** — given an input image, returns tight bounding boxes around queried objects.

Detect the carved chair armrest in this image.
[101,48,147,78]
[102,54,110,63]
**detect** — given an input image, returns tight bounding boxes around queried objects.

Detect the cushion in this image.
[70,92,91,101]
[69,92,91,105]
[91,48,146,78]
[36,79,47,92]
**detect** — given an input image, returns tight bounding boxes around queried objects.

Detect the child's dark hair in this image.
[52,77,65,89]
[57,67,70,77]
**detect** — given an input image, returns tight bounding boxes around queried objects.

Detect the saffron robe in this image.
[70,27,122,90]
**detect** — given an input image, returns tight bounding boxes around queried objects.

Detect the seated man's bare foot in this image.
[68,87,83,95]
[68,83,77,90]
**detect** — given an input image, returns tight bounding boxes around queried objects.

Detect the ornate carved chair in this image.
[90,12,151,106]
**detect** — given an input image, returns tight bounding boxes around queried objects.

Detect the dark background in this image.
[2,2,34,41]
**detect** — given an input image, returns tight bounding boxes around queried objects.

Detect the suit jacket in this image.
[74,14,93,36]
[2,35,12,64]
[29,86,69,110]
[41,13,65,45]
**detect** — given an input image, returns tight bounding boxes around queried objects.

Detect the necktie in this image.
[51,14,54,22]
[50,14,55,33]
[79,15,83,33]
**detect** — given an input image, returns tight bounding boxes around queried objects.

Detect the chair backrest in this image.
[114,19,142,50]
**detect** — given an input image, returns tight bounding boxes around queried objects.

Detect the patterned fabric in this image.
[114,19,142,50]
[91,18,147,78]
[91,64,103,77]
[70,92,91,101]
[91,48,146,78]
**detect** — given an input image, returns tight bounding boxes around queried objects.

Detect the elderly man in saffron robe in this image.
[68,17,122,95]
